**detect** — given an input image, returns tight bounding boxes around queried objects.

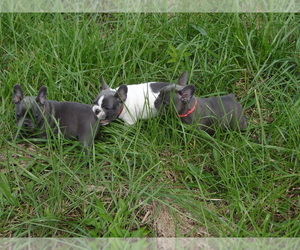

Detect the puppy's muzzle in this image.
[23,120,31,127]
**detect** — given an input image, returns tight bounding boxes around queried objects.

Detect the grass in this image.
[0,13,299,237]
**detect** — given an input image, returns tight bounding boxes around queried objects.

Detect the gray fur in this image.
[13,84,99,148]
[149,82,171,93]
[154,71,247,134]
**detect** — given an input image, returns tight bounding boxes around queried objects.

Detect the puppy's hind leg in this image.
[77,133,93,156]
[78,124,100,156]
[239,116,248,130]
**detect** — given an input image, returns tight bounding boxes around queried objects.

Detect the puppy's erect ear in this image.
[101,77,110,91]
[179,85,195,102]
[115,85,128,103]
[36,86,47,105]
[13,84,23,104]
[177,71,188,86]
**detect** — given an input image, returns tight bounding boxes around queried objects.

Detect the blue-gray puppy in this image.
[154,71,247,134]
[13,84,99,148]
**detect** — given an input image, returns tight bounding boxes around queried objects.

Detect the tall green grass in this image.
[0,13,299,237]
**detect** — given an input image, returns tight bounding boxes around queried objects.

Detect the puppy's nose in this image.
[23,121,30,127]
[94,109,100,115]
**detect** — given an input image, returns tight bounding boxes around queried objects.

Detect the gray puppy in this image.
[154,71,247,134]
[13,84,99,148]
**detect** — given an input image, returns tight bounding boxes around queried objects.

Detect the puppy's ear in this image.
[13,84,23,104]
[177,71,188,86]
[115,85,128,102]
[101,77,110,91]
[36,86,47,105]
[179,85,195,102]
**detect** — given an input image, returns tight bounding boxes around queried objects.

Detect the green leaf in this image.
[190,24,208,36]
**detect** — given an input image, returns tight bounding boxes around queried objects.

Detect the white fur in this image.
[92,96,105,119]
[119,82,160,125]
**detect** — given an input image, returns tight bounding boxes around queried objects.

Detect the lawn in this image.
[0,13,299,237]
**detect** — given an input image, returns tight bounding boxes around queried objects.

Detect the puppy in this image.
[92,78,171,125]
[154,71,247,134]
[13,84,100,148]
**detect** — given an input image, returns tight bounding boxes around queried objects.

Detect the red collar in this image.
[118,105,124,117]
[178,99,197,118]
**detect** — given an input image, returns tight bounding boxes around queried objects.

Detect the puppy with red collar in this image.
[154,71,247,134]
